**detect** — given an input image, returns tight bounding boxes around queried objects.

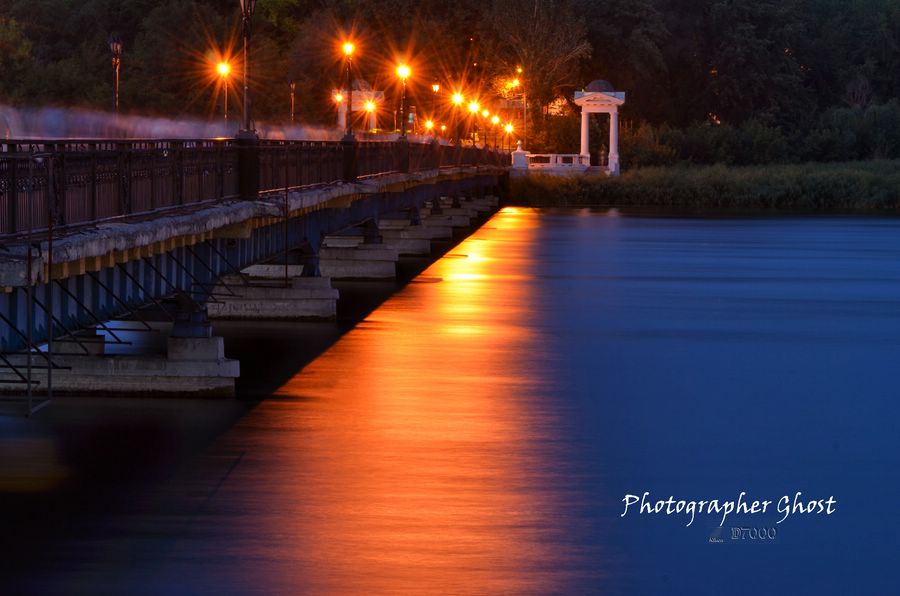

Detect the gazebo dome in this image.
[585,80,615,93]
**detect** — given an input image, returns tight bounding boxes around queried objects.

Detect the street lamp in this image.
[504,122,514,151]
[333,92,344,128]
[468,101,479,146]
[365,99,376,131]
[342,42,355,139]
[108,35,124,113]
[217,61,231,121]
[491,114,500,147]
[431,83,440,122]
[512,67,526,149]
[452,91,464,145]
[238,0,257,132]
[396,64,410,138]
[289,79,296,123]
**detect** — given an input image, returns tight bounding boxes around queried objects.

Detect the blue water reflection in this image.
[5,208,899,594]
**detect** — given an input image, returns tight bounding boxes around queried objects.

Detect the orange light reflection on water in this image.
[251,207,576,594]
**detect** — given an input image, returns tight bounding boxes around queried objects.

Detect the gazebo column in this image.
[580,109,590,164]
[608,108,620,176]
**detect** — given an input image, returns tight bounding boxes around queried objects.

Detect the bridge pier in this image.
[318,245,399,280]
[318,228,399,280]
[378,213,433,256]
[0,326,240,398]
[207,272,339,320]
[421,197,478,230]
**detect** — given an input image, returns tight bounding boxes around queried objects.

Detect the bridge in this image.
[0,138,509,407]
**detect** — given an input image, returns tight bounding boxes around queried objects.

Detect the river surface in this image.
[2,208,899,594]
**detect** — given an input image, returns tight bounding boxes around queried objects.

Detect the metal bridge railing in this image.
[1,139,508,239]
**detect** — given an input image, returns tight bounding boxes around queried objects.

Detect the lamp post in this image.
[238,0,256,133]
[491,114,500,148]
[504,123,514,152]
[340,42,358,182]
[365,100,376,132]
[236,0,259,200]
[518,67,527,149]
[342,42,355,139]
[289,80,296,123]
[452,91,463,145]
[467,101,479,146]
[108,35,123,113]
[431,83,440,122]
[217,61,231,121]
[511,68,526,149]
[397,64,410,138]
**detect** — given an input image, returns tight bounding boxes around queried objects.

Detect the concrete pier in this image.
[207,274,339,321]
[319,244,399,280]
[379,230,432,256]
[0,335,239,397]
[375,217,433,256]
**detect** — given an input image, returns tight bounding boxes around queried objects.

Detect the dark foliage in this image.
[0,0,897,165]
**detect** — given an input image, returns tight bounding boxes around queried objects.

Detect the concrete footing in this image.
[207,275,339,320]
[0,336,239,397]
[319,244,399,280]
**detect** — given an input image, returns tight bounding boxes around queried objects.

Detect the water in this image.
[2,208,899,594]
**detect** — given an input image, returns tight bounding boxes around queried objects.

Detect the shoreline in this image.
[508,160,900,211]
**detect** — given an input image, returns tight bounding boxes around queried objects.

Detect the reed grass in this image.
[509,161,900,211]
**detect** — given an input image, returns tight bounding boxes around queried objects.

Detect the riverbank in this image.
[509,160,900,211]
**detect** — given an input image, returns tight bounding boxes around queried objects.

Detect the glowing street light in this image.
[425,120,434,132]
[396,64,411,138]
[334,92,344,104]
[217,61,231,121]
[431,83,440,122]
[342,41,355,139]
[450,91,465,145]
[481,109,489,118]
[511,68,526,149]
[364,99,376,131]
[467,102,480,146]
[490,114,500,147]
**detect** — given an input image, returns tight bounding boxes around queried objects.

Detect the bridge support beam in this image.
[421,198,475,230]
[318,243,399,280]
[377,213,433,256]
[207,273,339,321]
[0,328,239,397]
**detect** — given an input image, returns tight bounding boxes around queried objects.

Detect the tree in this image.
[481,0,591,108]
[0,18,34,103]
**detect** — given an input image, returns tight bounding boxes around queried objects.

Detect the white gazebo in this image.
[574,80,625,175]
